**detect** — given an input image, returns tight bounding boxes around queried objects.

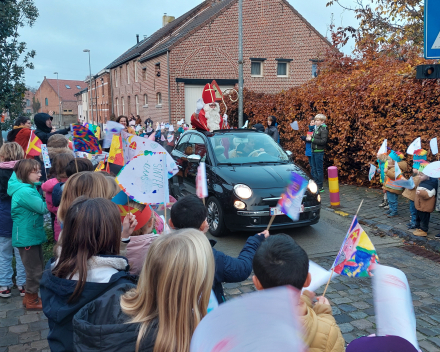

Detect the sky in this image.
[20,0,359,88]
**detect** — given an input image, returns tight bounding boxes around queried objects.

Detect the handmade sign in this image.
[26,131,42,157]
[406,137,421,155]
[373,264,419,350]
[112,190,128,205]
[121,131,178,178]
[72,124,101,154]
[332,217,379,277]
[419,160,440,177]
[394,177,415,189]
[115,150,169,204]
[167,134,174,143]
[117,204,152,231]
[40,144,51,168]
[378,139,387,155]
[368,164,376,181]
[290,121,299,130]
[103,121,124,148]
[108,135,124,166]
[277,172,308,221]
[190,286,306,352]
[430,137,438,155]
[196,162,208,199]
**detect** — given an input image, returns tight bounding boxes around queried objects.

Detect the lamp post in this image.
[238,0,244,128]
[36,81,41,113]
[83,49,93,124]
[54,72,61,127]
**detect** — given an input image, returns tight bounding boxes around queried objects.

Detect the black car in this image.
[169,129,321,236]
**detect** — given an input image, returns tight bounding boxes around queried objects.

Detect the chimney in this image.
[136,34,139,43]
[162,13,175,27]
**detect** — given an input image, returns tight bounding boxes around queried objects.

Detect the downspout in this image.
[110,70,114,118]
[167,50,171,124]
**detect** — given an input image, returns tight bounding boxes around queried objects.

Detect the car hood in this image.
[216,163,309,189]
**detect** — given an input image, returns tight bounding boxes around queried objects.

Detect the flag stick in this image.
[322,199,364,298]
[266,215,276,231]
[75,157,79,173]
[202,197,205,205]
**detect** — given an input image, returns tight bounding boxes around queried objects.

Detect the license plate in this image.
[270,205,304,216]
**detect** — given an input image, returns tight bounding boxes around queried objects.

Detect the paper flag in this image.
[332,217,379,277]
[190,286,306,352]
[394,161,401,177]
[430,137,438,155]
[117,204,152,231]
[378,139,387,155]
[196,162,208,199]
[368,164,376,181]
[418,161,440,178]
[115,151,169,204]
[41,144,51,168]
[72,124,101,154]
[26,130,42,157]
[393,176,415,189]
[277,172,308,221]
[103,121,124,148]
[290,121,299,130]
[168,125,174,132]
[108,135,124,166]
[121,131,178,178]
[167,134,174,143]
[111,190,128,205]
[306,261,339,293]
[373,264,419,350]
[406,137,421,155]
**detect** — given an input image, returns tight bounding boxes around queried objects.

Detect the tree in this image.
[32,95,40,114]
[327,0,423,50]
[0,0,39,145]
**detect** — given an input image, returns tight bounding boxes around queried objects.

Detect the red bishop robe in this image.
[191,109,224,132]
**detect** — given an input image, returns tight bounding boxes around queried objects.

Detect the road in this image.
[207,207,401,259]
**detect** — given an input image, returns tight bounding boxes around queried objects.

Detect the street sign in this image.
[425,0,440,59]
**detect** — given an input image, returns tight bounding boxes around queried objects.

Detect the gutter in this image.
[167,50,171,124]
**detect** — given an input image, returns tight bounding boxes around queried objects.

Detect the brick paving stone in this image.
[0,327,7,338]
[338,323,354,333]
[40,329,49,340]
[8,325,28,334]
[6,309,26,319]
[338,304,357,313]
[0,333,18,348]
[348,311,368,320]
[331,306,341,315]
[351,301,370,310]
[28,321,48,332]
[334,314,353,324]
[428,337,440,348]
[330,297,353,304]
[350,319,373,330]
[18,315,39,324]
[418,327,438,337]
[18,331,40,344]
[30,339,49,350]
[0,318,18,328]
[419,340,440,352]
[342,333,357,344]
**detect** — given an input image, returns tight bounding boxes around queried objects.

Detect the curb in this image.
[324,206,440,253]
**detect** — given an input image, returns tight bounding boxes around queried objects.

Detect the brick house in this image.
[87,69,112,124]
[35,77,88,127]
[23,90,34,115]
[107,0,332,126]
[74,88,89,123]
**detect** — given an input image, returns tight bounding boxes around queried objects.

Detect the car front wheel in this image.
[206,196,227,237]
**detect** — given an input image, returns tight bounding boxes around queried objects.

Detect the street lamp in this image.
[54,72,61,127]
[83,49,93,124]
[36,81,41,113]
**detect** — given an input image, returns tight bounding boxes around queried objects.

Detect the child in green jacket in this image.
[8,159,48,310]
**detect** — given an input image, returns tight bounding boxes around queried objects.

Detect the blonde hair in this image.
[0,142,24,162]
[57,172,112,223]
[105,175,120,198]
[121,229,215,352]
[47,134,69,148]
[314,114,327,122]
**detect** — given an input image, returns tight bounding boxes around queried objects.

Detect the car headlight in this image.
[308,180,318,194]
[234,184,253,199]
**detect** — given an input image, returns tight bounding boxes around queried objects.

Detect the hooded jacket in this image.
[7,172,48,247]
[0,161,19,237]
[40,255,137,352]
[311,124,328,152]
[34,113,69,145]
[383,161,408,195]
[253,123,265,133]
[7,127,35,159]
[264,117,280,143]
[42,178,66,241]
[73,283,157,352]
[300,292,345,352]
[415,177,438,213]
[126,233,159,275]
[402,175,422,202]
[211,233,265,304]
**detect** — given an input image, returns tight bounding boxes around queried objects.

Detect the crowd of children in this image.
[0,115,423,352]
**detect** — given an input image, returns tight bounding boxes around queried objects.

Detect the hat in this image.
[389,150,405,162]
[418,160,429,173]
[202,83,216,104]
[346,336,417,352]
[117,204,152,231]
[413,149,427,161]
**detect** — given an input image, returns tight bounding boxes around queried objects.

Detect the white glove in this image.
[195,98,204,114]
[223,114,228,122]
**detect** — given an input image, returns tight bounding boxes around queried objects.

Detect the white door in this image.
[184,84,233,125]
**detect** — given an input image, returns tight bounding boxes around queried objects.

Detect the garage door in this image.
[184,84,233,125]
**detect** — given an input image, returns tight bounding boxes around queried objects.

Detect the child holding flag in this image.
[383,151,408,217]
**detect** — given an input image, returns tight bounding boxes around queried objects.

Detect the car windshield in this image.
[208,132,289,164]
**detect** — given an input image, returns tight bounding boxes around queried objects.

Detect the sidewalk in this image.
[320,182,440,252]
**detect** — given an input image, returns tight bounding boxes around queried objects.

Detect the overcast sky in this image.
[20,0,359,88]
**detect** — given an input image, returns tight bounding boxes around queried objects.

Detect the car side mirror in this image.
[187,154,201,163]
[285,150,293,157]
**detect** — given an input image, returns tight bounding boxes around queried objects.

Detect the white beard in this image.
[204,103,221,132]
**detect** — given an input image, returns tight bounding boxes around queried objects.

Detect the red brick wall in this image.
[35,80,59,115]
[23,91,34,114]
[90,72,112,124]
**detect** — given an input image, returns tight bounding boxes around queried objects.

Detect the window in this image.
[312,63,318,78]
[134,61,138,82]
[189,134,207,162]
[116,98,119,115]
[174,134,191,154]
[26,109,31,114]
[76,85,81,89]
[115,70,118,87]
[65,85,71,89]
[127,63,130,84]
[277,62,288,77]
[135,95,139,115]
[122,97,125,115]
[156,92,162,106]
[102,81,104,96]
[251,62,262,76]
[26,99,30,106]
[127,96,131,114]
[144,94,148,106]
[142,68,147,81]
[45,98,48,106]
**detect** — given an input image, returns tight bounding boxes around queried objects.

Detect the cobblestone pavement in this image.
[321,182,440,241]
[224,245,440,352]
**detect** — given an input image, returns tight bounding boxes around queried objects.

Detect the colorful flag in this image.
[332,217,379,277]
[196,162,208,199]
[117,204,152,231]
[115,150,169,205]
[368,164,376,181]
[277,172,308,221]
[108,135,124,166]
[41,144,51,168]
[26,131,42,157]
[72,124,102,154]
